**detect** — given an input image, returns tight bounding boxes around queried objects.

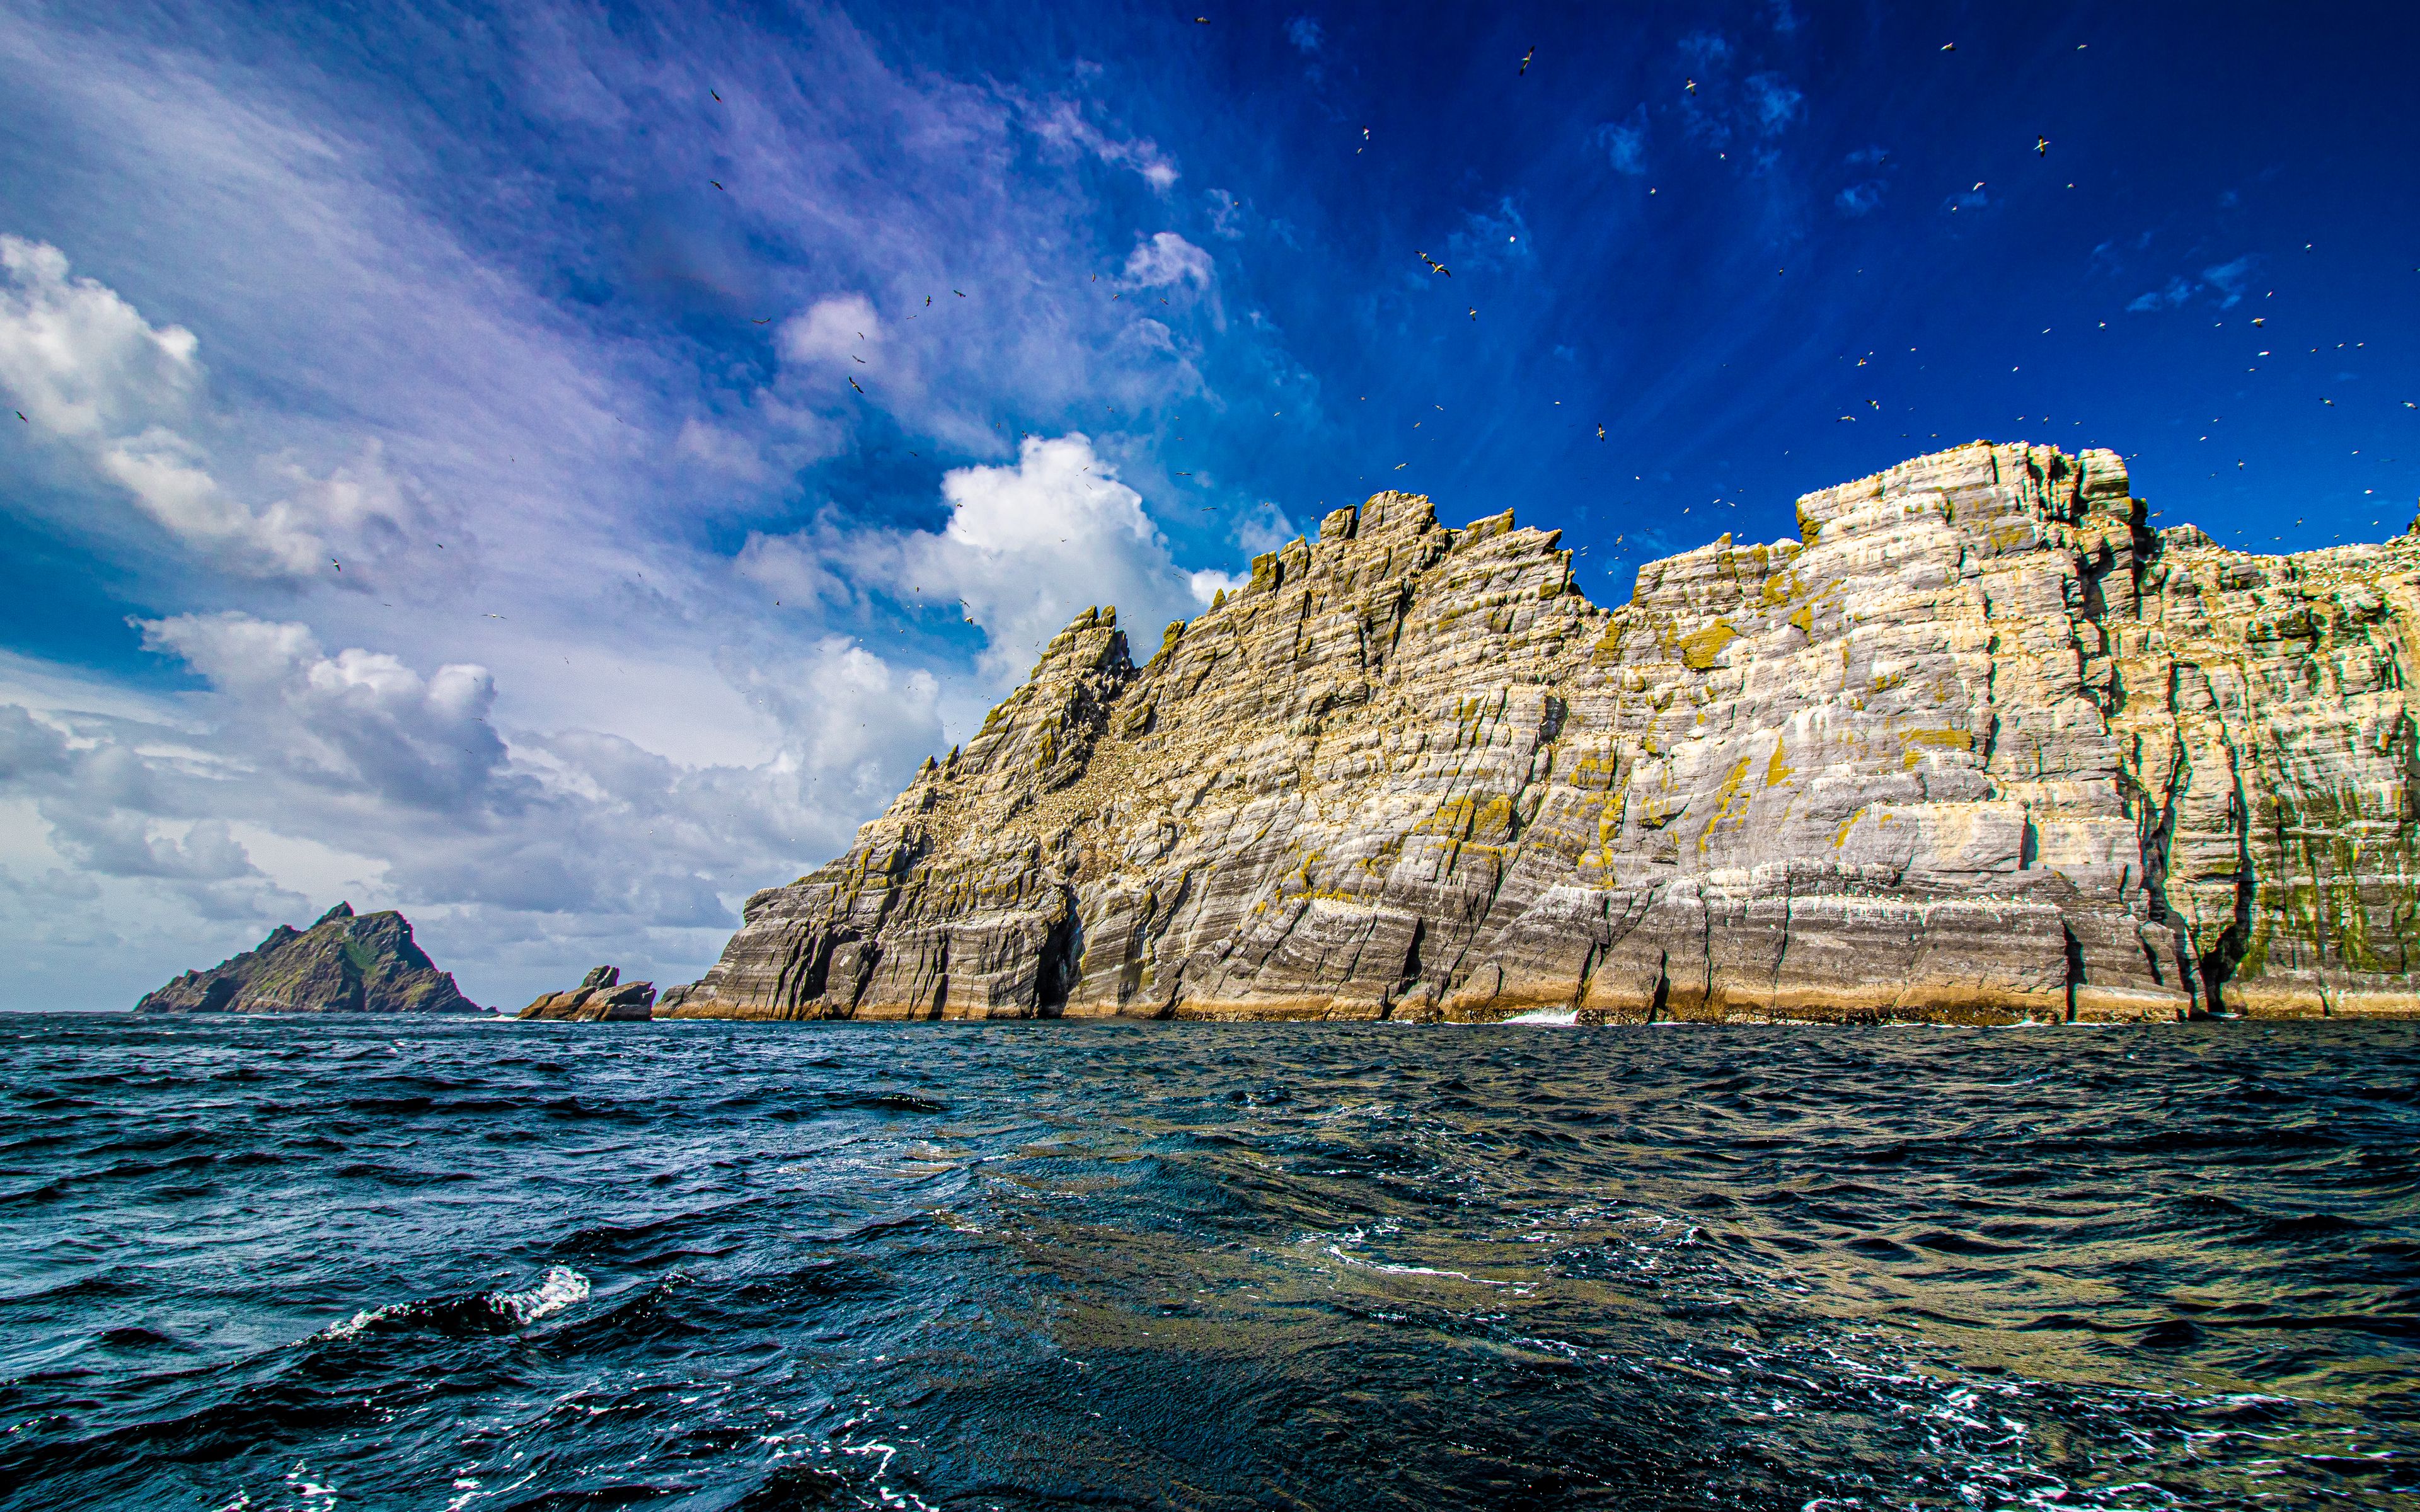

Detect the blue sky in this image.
[1,0,2415,1009]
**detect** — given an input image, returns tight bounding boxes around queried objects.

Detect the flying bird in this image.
[853,355,866,364]
[1684,77,1697,94]
[1940,42,1956,51]
[711,180,724,190]
[2036,135,2050,156]
[1520,47,1535,75]
[13,411,23,422]
[1838,415,1857,422]
[331,559,341,572]
[1417,250,1451,276]
[711,89,722,101]
[953,289,966,297]
[1596,424,1606,439]
[1467,307,1477,319]
[1395,462,1407,470]
[926,295,933,306]
[2323,398,2335,406]
[1867,399,1881,409]
[850,377,865,394]
[751,317,770,324]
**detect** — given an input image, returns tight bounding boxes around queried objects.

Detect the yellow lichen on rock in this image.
[660,444,2420,1025]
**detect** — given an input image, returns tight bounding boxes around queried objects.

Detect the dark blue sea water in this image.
[2,1014,2414,1511]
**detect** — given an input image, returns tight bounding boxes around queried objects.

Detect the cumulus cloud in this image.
[779,293,885,366]
[139,612,510,810]
[896,435,1198,678]
[739,433,1209,684]
[0,608,955,1005]
[1286,16,1323,54]
[0,236,411,578]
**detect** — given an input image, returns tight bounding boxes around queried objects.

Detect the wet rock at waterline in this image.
[519,966,656,1021]
[662,442,2420,1024]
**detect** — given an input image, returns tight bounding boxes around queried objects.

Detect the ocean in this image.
[1,1012,2413,1510]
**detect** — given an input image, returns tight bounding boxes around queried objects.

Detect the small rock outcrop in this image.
[660,442,2420,1024]
[518,966,655,1021]
[136,903,485,1015]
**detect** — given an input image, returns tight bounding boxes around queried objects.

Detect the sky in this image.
[1,0,2415,1011]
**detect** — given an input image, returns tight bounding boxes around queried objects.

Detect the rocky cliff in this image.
[136,903,485,1015]
[662,442,2420,1025]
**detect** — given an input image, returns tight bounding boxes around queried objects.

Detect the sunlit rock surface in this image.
[519,966,656,1022]
[136,903,485,1015]
[662,443,2420,1024]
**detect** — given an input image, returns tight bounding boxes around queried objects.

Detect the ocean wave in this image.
[320,1266,589,1341]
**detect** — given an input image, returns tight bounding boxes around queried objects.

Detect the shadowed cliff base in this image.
[661,442,2420,1025]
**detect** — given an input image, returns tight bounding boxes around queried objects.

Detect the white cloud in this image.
[778,293,885,365]
[1235,499,1299,557]
[0,612,955,1007]
[900,435,1198,679]
[0,236,410,578]
[1188,568,1245,605]
[1024,99,1178,191]
[742,433,1209,685]
[1286,16,1323,54]
[1123,232,1216,290]
[139,612,510,810]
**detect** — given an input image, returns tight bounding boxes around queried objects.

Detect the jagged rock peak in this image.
[137,906,483,1016]
[661,440,2420,1026]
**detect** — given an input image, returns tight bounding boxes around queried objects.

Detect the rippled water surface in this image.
[3,1014,2415,1510]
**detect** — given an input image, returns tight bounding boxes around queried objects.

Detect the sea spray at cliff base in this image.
[3,1012,2414,1511]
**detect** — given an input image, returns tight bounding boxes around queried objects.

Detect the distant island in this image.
[136,902,484,1014]
[657,442,2420,1024]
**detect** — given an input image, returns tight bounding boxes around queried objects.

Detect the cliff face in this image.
[663,442,2420,1025]
[136,902,485,1015]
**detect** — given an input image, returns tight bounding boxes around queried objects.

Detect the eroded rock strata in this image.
[662,442,2420,1024]
[137,903,485,1015]
[520,966,657,1022]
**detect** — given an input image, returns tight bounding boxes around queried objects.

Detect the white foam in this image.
[1498,1008,1581,1025]
[495,1266,589,1324]
[322,1302,402,1339]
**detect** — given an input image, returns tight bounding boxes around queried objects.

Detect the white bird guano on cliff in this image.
[660,441,2420,1026]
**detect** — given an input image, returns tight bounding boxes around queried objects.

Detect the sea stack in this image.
[660,442,2420,1024]
[136,903,485,1014]
[518,966,656,1021]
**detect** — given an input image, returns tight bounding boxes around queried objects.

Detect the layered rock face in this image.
[519,966,656,1022]
[662,443,2420,1024]
[137,903,485,1015]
